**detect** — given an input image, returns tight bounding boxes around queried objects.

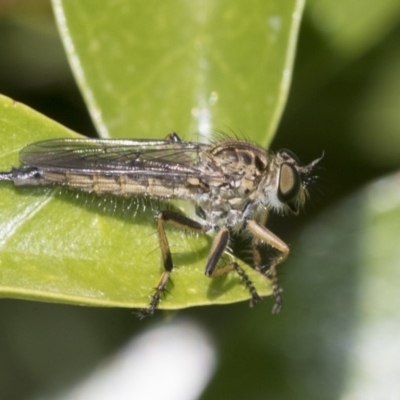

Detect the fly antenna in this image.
[300,150,324,174]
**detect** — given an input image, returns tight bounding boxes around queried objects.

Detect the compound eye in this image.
[278,163,301,204]
[278,149,300,164]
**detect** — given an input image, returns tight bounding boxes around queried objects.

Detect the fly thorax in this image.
[206,209,244,230]
[226,209,245,228]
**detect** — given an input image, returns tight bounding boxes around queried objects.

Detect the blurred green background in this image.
[1,0,400,399]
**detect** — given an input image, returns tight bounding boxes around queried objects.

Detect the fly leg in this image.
[138,210,207,318]
[247,220,289,314]
[204,227,262,306]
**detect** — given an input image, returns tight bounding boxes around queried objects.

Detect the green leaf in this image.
[52,0,305,145]
[0,0,306,311]
[0,94,271,309]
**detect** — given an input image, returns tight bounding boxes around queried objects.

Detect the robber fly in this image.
[0,132,322,317]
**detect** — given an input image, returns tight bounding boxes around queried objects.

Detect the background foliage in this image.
[0,0,400,399]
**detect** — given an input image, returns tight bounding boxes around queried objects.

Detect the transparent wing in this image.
[20,138,210,178]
